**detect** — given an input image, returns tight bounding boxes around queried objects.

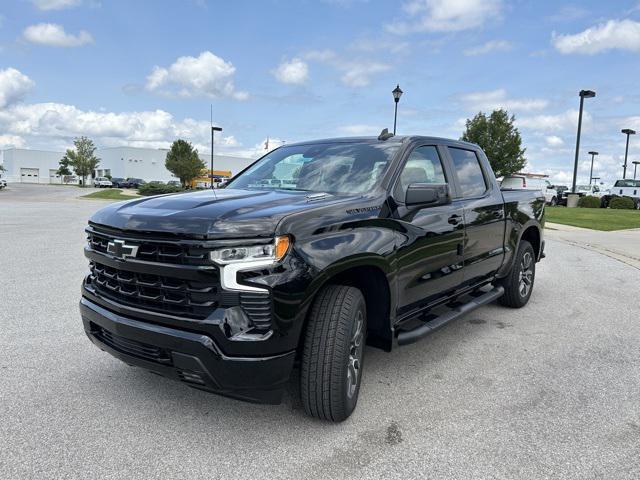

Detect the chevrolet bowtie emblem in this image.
[106,239,139,260]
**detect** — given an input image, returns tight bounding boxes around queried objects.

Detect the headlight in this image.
[210,235,291,265]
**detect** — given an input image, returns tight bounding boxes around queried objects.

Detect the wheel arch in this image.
[301,256,395,352]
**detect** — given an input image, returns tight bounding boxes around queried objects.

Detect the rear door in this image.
[446,146,505,287]
[392,145,465,315]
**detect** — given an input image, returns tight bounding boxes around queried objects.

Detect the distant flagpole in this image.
[210,105,214,189]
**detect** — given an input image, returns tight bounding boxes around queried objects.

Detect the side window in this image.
[593,185,599,193]
[448,147,487,198]
[396,146,446,200]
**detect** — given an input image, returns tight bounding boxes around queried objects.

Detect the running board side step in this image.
[397,286,504,346]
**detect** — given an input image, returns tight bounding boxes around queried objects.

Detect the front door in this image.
[392,145,465,316]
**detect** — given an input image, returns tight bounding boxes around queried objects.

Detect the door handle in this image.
[448,214,462,225]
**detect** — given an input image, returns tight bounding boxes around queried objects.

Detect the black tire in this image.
[300,285,366,422]
[550,196,557,206]
[498,240,535,308]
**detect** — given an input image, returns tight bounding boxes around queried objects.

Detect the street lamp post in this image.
[621,129,636,179]
[571,90,596,194]
[588,151,598,184]
[633,161,640,180]
[392,84,403,135]
[211,126,222,189]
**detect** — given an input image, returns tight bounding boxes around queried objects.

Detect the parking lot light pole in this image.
[588,151,598,184]
[621,129,636,179]
[571,90,596,193]
[392,84,403,135]
[633,161,640,180]
[211,126,222,189]
[592,176,600,185]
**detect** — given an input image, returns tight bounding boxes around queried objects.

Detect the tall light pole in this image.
[633,160,640,180]
[588,151,598,184]
[571,90,596,193]
[621,128,636,179]
[211,125,222,189]
[392,84,403,135]
[592,176,600,185]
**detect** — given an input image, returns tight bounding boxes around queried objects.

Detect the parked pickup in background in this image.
[80,133,545,422]
[501,174,558,206]
[601,179,640,209]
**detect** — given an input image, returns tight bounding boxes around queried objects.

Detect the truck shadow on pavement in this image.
[89,303,505,429]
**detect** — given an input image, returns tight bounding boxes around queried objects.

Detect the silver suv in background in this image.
[93,177,113,188]
[501,174,558,206]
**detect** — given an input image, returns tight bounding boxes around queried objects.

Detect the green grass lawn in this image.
[546,206,640,231]
[81,189,136,201]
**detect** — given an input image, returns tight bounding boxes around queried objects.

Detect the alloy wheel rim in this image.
[346,310,364,399]
[518,251,534,297]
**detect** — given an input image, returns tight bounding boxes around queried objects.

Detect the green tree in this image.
[0,164,6,172]
[461,109,526,177]
[58,137,100,186]
[165,139,205,187]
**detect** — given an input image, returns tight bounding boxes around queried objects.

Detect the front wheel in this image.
[550,196,558,206]
[498,240,536,308]
[300,285,366,422]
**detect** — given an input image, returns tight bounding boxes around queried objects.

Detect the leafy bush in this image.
[137,183,183,196]
[609,196,636,210]
[577,195,601,208]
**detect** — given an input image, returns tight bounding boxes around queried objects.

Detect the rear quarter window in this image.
[448,147,488,198]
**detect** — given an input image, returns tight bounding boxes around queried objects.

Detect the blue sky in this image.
[1,0,640,185]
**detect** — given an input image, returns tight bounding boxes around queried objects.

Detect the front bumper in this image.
[80,298,296,404]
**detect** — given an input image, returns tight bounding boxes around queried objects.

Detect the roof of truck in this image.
[284,135,479,150]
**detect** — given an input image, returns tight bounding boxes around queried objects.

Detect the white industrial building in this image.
[0,146,256,184]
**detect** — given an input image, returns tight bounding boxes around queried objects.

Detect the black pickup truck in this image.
[80,134,544,422]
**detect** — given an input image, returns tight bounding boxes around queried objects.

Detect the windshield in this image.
[614,179,640,187]
[227,142,400,194]
[577,185,591,191]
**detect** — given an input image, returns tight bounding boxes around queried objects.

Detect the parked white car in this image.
[576,184,604,197]
[501,175,558,205]
[93,177,113,188]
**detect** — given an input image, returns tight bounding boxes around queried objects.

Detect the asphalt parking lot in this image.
[1,184,639,479]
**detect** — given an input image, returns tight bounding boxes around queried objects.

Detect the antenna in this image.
[378,128,394,141]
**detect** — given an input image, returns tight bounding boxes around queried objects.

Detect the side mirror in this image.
[405,183,450,207]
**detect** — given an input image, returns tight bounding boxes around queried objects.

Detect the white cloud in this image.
[463,39,513,56]
[338,124,382,135]
[349,37,411,54]
[517,110,589,132]
[0,102,239,153]
[23,23,93,47]
[386,0,503,34]
[272,58,309,85]
[341,61,390,87]
[30,0,83,10]
[304,50,390,87]
[145,51,248,100]
[545,135,564,147]
[460,89,548,112]
[552,19,640,54]
[546,5,589,23]
[0,134,26,149]
[0,68,35,109]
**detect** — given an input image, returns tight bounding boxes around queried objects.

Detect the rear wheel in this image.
[300,285,366,422]
[498,240,535,308]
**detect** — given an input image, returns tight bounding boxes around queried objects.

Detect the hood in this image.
[90,188,355,238]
